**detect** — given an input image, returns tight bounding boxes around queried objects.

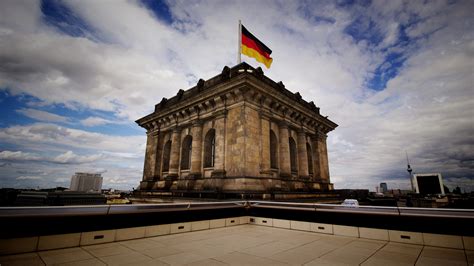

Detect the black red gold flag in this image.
[241,25,273,68]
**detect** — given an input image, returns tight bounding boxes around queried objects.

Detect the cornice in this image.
[136,63,338,134]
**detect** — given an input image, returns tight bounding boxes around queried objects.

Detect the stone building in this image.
[136,62,337,197]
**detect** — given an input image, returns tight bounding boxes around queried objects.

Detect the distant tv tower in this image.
[406,151,414,191]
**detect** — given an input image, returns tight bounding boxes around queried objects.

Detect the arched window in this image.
[204,129,216,167]
[180,135,192,170]
[162,140,172,172]
[307,143,313,175]
[289,137,297,172]
[270,130,278,169]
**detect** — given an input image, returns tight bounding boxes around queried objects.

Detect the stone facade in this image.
[136,63,337,196]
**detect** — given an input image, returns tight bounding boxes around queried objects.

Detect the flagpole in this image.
[238,20,242,64]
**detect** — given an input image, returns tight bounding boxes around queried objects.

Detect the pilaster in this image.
[318,131,330,182]
[278,122,291,178]
[189,121,203,178]
[167,128,181,179]
[310,135,321,181]
[212,113,226,178]
[142,130,159,182]
[297,130,309,179]
[260,113,271,174]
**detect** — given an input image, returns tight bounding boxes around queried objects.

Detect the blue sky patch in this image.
[0,91,142,136]
[367,52,406,91]
[40,0,99,40]
[139,0,174,25]
[344,16,383,46]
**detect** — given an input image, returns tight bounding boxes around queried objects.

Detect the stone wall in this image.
[138,63,337,194]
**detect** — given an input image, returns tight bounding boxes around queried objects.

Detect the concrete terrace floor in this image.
[1,225,472,266]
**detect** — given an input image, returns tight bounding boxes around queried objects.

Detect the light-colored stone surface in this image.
[389,230,424,245]
[225,217,240,227]
[170,222,191,234]
[0,252,45,266]
[138,64,336,193]
[145,224,171,237]
[290,220,311,231]
[191,220,210,231]
[317,239,385,265]
[466,250,474,265]
[310,222,333,234]
[99,250,153,265]
[333,224,359,237]
[463,236,474,250]
[213,251,288,265]
[115,226,146,241]
[119,238,161,251]
[38,233,81,251]
[58,258,106,266]
[209,218,226,228]
[80,230,116,246]
[38,247,93,265]
[239,216,249,224]
[254,217,273,226]
[0,237,38,255]
[1,225,469,266]
[362,242,423,266]
[273,218,291,229]
[359,227,389,241]
[82,242,134,257]
[156,251,207,265]
[416,246,467,266]
[422,233,463,249]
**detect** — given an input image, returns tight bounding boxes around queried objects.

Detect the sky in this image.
[0,0,473,192]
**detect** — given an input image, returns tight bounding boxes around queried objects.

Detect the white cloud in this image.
[0,150,103,165]
[0,0,472,191]
[0,151,42,161]
[16,175,42,180]
[53,151,103,164]
[0,123,145,154]
[16,108,69,123]
[80,116,123,127]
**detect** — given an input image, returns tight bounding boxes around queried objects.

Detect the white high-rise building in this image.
[70,172,103,192]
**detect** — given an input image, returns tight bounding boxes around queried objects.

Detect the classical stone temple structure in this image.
[136,62,337,197]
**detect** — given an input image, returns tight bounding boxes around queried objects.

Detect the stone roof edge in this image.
[136,62,337,130]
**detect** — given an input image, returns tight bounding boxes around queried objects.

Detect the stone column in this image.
[278,122,291,178]
[153,134,163,180]
[190,121,203,177]
[297,130,309,179]
[212,112,226,178]
[319,133,330,181]
[310,136,321,181]
[142,130,158,181]
[260,114,271,173]
[167,128,181,179]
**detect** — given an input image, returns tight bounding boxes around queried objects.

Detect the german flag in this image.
[241,25,273,68]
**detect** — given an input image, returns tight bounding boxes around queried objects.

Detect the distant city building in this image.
[15,191,106,206]
[70,172,103,192]
[380,183,388,193]
[413,173,445,195]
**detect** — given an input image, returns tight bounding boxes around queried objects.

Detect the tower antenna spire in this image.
[406,151,414,191]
